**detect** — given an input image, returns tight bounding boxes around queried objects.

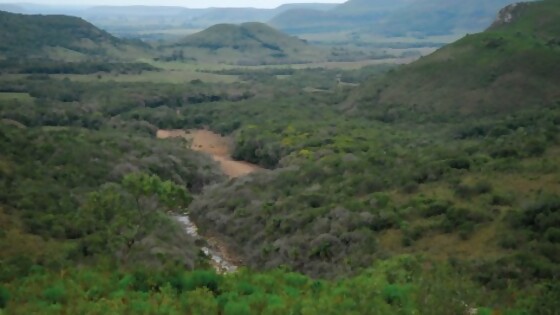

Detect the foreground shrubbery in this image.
[2,257,553,315]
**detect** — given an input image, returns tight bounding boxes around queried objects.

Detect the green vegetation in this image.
[1,0,559,313]
[352,0,560,116]
[0,10,149,60]
[2,256,557,314]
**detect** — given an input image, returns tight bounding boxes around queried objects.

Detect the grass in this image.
[51,70,238,84]
[0,92,34,103]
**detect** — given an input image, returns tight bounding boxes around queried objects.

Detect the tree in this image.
[78,173,192,263]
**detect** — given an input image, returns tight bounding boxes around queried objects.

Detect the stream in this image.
[175,215,238,273]
[158,129,261,273]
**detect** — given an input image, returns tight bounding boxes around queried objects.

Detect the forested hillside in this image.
[0,10,149,60]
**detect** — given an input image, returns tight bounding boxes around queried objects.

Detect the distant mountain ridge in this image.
[0,2,338,30]
[270,0,537,36]
[375,0,539,36]
[270,0,414,33]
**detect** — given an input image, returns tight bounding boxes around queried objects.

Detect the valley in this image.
[157,129,262,179]
[0,0,559,314]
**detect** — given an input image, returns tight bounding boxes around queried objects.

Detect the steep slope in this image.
[0,10,149,60]
[352,0,560,116]
[377,0,538,36]
[168,22,324,65]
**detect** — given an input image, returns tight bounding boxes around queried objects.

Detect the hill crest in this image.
[166,22,322,65]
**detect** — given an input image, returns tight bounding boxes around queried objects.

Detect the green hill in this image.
[166,22,325,65]
[352,0,560,116]
[0,10,150,60]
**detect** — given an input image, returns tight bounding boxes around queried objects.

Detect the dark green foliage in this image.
[0,10,147,59]
[0,285,9,309]
[0,59,158,74]
[42,283,67,304]
[530,282,560,315]
[511,195,560,239]
[0,258,538,314]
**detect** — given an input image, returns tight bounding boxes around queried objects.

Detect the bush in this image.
[402,182,419,194]
[489,192,513,206]
[185,270,221,294]
[454,180,492,199]
[224,301,252,315]
[422,200,452,218]
[530,282,560,315]
[0,285,9,309]
[447,157,471,170]
[544,228,560,243]
[42,283,67,304]
[511,196,560,237]
[499,234,522,249]
[442,207,488,233]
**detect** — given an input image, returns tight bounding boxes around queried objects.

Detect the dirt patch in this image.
[157,129,262,178]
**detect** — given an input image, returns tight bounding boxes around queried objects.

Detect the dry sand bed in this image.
[157,129,261,178]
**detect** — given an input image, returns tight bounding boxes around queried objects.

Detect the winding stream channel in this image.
[157,129,262,273]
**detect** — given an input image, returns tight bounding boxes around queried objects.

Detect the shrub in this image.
[382,284,411,306]
[185,270,221,294]
[422,200,452,218]
[42,283,67,304]
[402,182,419,194]
[511,195,560,236]
[224,301,252,315]
[544,228,560,243]
[490,192,513,206]
[442,207,488,233]
[448,157,471,170]
[459,222,475,240]
[0,285,9,309]
[454,180,492,199]
[499,234,522,249]
[530,282,560,315]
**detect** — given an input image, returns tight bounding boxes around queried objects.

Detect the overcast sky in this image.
[0,0,345,8]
